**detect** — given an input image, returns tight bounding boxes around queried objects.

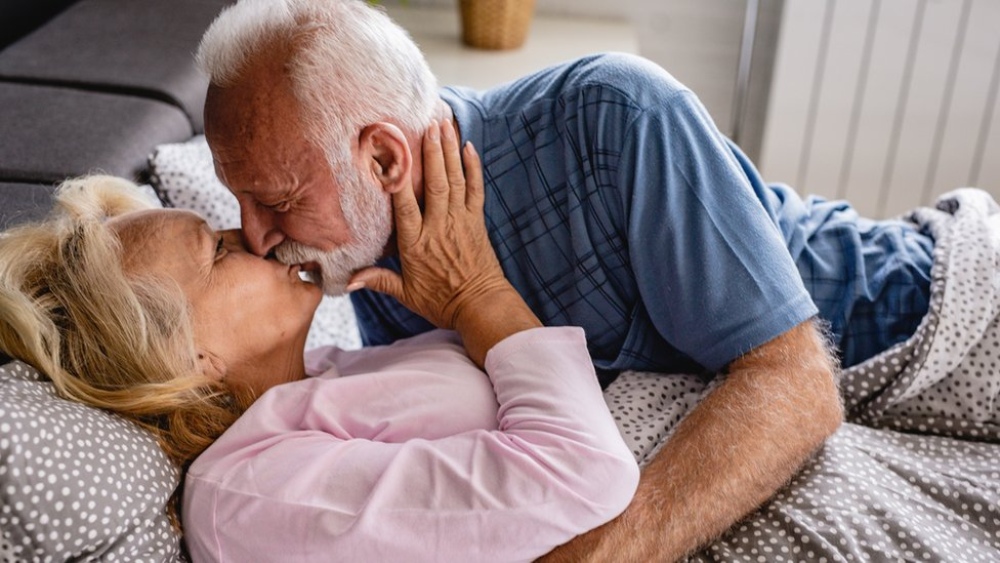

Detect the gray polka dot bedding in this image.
[0,362,185,562]
[607,189,1000,562]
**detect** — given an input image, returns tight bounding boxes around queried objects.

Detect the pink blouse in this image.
[183,327,639,562]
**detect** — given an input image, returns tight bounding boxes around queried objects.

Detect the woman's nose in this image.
[218,229,245,251]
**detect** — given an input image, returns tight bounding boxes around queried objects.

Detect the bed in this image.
[606,370,1000,562]
[1,136,998,561]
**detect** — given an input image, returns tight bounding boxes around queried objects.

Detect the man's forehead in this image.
[206,51,297,124]
[210,147,294,201]
[207,140,246,167]
[205,88,262,140]
[206,89,305,159]
[205,108,275,170]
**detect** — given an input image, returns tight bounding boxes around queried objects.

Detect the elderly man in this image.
[193,0,938,559]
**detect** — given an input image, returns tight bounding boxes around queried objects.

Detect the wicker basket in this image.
[459,0,536,50]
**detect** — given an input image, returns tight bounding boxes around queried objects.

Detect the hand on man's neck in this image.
[409,100,458,204]
[382,100,457,260]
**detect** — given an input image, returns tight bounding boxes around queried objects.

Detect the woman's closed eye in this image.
[215,229,246,259]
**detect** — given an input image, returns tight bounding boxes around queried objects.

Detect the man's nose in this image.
[240,205,285,256]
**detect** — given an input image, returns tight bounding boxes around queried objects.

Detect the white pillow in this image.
[148,136,361,351]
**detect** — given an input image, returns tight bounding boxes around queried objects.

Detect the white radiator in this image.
[758,0,1000,218]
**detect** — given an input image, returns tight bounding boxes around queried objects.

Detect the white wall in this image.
[760,0,1000,218]
[625,0,783,160]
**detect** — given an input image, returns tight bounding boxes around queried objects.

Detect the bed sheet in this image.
[604,371,1000,562]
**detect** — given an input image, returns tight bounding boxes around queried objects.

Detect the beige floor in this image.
[383,4,638,91]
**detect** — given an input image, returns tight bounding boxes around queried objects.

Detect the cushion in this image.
[0,0,232,132]
[0,0,78,50]
[0,82,191,184]
[148,135,363,352]
[0,361,184,561]
[0,181,58,230]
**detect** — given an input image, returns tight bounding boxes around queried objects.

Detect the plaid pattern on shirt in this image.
[351,54,932,373]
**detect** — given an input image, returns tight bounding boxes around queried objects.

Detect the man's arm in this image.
[538,320,844,562]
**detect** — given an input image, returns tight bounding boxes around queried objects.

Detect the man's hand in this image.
[538,320,843,562]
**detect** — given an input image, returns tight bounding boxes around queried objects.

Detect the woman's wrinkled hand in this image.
[349,119,515,334]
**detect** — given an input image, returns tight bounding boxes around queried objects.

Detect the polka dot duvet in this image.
[0,361,184,562]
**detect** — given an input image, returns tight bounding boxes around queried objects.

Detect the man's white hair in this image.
[196,0,439,160]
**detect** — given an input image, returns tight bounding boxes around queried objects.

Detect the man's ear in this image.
[197,349,227,382]
[359,122,412,194]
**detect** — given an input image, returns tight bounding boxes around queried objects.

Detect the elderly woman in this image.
[0,122,638,562]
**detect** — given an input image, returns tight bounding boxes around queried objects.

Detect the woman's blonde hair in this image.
[0,175,241,526]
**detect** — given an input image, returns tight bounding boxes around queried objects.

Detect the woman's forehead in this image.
[109,209,208,268]
[109,208,203,236]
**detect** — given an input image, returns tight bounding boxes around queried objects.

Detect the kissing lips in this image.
[291,261,323,285]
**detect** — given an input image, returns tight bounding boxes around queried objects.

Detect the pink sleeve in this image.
[184,327,638,563]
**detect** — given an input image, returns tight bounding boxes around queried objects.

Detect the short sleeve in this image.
[620,89,817,371]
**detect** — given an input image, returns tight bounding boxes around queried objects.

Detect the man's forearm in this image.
[538,320,844,562]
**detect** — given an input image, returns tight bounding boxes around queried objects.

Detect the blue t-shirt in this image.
[351,53,932,373]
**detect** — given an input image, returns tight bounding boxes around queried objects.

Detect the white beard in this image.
[275,164,392,296]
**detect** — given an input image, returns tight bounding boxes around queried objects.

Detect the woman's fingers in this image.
[391,166,423,248]
[421,120,449,226]
[440,120,466,209]
[348,266,404,300]
[367,118,498,330]
[463,141,484,212]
